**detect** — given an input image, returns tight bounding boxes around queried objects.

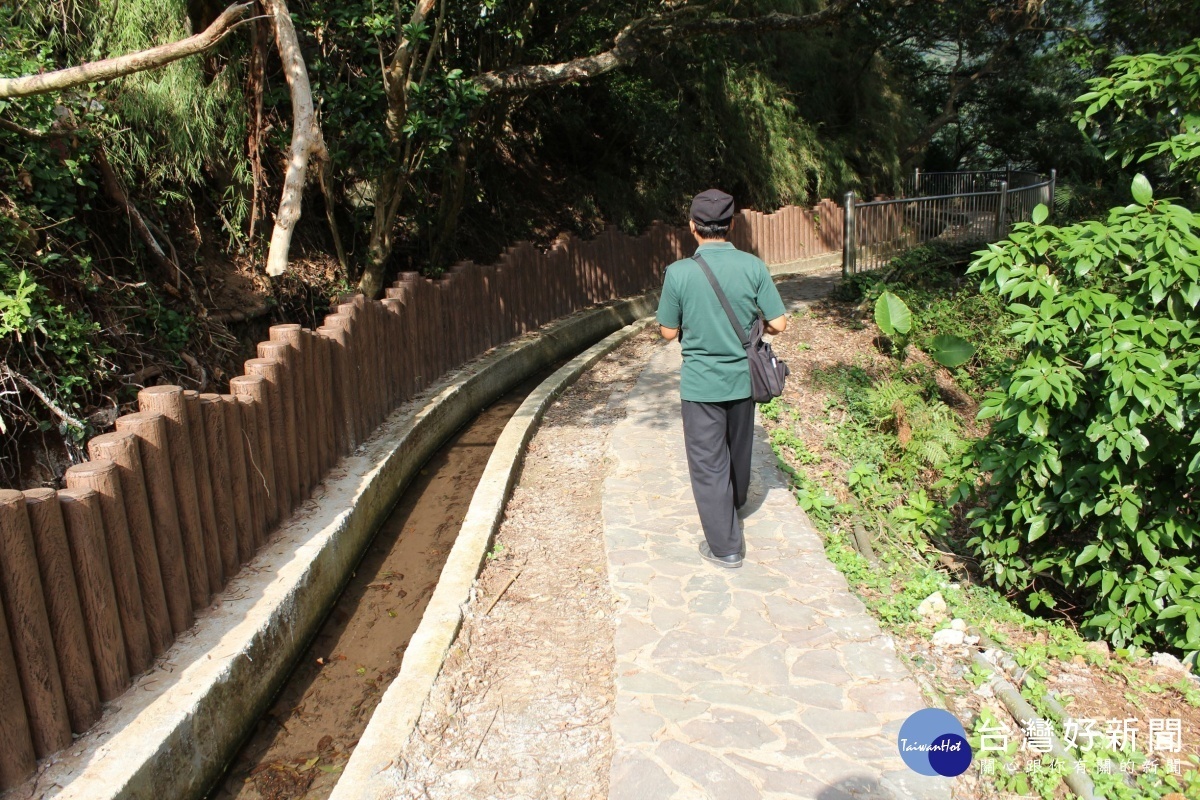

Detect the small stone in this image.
[916,591,946,618]
[964,634,980,646]
[1151,652,1187,673]
[932,628,965,647]
[950,618,966,631]
[444,769,478,790]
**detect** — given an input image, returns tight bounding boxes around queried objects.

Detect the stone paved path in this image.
[601,343,954,800]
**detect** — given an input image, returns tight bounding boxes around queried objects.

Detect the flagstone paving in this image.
[602,343,954,800]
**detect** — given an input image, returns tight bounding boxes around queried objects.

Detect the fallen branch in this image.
[94,145,181,278]
[0,364,85,430]
[209,304,272,324]
[121,365,164,386]
[0,2,255,99]
[484,569,522,617]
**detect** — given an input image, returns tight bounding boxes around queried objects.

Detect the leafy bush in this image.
[964,183,1200,653]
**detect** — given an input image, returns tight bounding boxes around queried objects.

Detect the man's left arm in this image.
[657,266,682,341]
[756,262,788,335]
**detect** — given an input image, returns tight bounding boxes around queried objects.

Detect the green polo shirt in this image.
[656,241,787,403]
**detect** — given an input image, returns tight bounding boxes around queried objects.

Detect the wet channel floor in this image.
[209,372,548,800]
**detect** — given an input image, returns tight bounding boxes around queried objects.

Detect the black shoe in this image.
[699,542,744,569]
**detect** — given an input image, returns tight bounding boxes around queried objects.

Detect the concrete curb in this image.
[328,316,657,800]
[28,295,657,800]
[768,251,842,277]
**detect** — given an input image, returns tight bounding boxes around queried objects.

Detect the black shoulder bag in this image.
[692,253,789,404]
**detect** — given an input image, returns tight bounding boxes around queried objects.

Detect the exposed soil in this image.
[386,328,662,800]
[209,371,548,800]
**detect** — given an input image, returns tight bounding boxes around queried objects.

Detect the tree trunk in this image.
[263,0,325,277]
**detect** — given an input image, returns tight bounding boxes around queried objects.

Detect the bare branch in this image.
[0,117,73,139]
[0,364,85,430]
[0,2,255,99]
[474,0,855,95]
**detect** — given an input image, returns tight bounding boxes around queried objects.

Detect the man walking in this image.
[656,189,789,568]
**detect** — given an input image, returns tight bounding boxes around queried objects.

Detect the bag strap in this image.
[692,253,750,349]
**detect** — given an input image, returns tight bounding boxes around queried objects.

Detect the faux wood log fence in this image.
[0,200,843,786]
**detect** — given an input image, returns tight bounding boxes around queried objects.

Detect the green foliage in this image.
[965,176,1200,653]
[1076,40,1200,189]
[0,264,112,436]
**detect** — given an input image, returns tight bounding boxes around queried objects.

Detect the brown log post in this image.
[254,340,296,510]
[321,314,356,450]
[315,325,346,458]
[0,490,73,756]
[393,275,421,396]
[304,331,328,479]
[370,302,389,422]
[181,390,224,592]
[137,386,210,608]
[234,395,268,551]
[272,324,317,496]
[438,276,456,378]
[380,299,403,408]
[84,433,173,657]
[266,325,306,505]
[336,301,366,442]
[199,394,239,579]
[306,330,332,477]
[357,298,381,432]
[383,296,402,408]
[112,412,193,633]
[244,358,290,521]
[57,489,129,702]
[22,489,101,734]
[0,584,35,789]
[257,341,299,511]
[63,461,153,676]
[230,375,277,537]
[220,396,257,564]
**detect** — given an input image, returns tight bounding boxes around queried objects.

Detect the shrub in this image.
[964,183,1200,653]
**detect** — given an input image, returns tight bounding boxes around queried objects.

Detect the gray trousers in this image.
[680,397,755,558]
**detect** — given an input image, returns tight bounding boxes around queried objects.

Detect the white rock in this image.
[932,628,965,647]
[972,682,995,699]
[950,618,967,632]
[917,591,947,618]
[964,635,981,646]
[1151,652,1187,673]
[445,770,478,790]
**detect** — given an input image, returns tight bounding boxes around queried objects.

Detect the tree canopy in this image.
[1,0,1198,478]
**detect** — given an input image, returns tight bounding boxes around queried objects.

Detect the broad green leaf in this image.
[1131,173,1154,205]
[1031,204,1048,225]
[925,335,976,368]
[1122,500,1140,532]
[874,291,911,336]
[1028,516,1048,542]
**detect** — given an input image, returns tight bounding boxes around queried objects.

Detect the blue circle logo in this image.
[897,709,973,777]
